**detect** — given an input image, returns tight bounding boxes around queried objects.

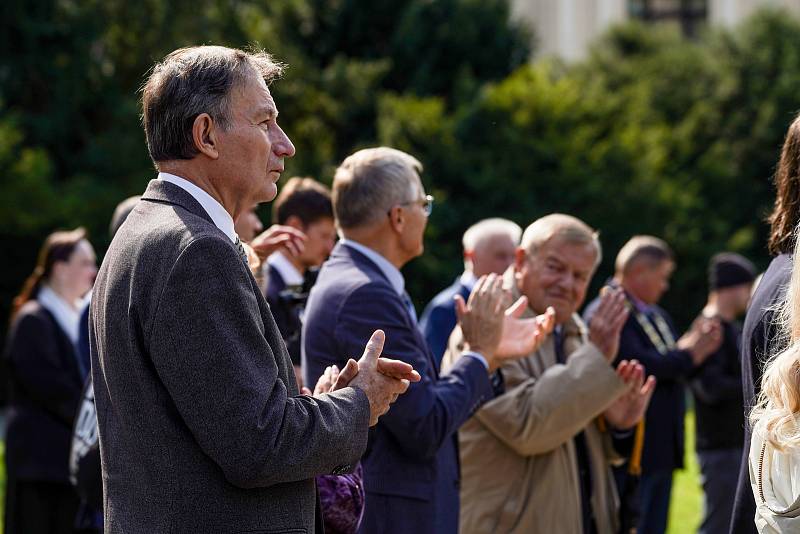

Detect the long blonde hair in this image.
[751,229,800,450]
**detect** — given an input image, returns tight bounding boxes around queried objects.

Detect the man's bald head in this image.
[520,214,602,268]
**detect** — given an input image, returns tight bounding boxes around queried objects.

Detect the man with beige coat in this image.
[443,214,656,534]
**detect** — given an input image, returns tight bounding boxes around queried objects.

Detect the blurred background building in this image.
[512,0,800,60]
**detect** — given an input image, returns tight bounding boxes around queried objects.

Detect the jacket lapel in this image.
[140,179,216,227]
[39,306,83,386]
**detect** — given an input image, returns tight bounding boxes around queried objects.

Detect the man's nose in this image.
[557,272,574,291]
[273,124,296,158]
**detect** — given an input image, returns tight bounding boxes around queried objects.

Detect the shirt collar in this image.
[460,271,478,291]
[37,285,82,345]
[158,172,236,243]
[340,238,405,296]
[267,252,305,286]
[606,278,653,314]
[629,294,653,314]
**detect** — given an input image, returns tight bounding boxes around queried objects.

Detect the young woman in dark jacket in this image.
[4,228,97,534]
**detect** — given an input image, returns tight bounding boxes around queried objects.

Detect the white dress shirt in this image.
[159,172,236,243]
[460,270,478,292]
[38,285,82,345]
[267,252,304,287]
[341,239,406,295]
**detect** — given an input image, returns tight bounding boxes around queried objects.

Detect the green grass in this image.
[668,411,703,534]
[0,440,4,531]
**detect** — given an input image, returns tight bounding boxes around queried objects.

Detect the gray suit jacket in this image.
[89,179,370,533]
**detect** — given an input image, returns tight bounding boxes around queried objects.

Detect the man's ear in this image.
[513,247,527,271]
[284,215,306,232]
[192,113,219,159]
[387,205,405,234]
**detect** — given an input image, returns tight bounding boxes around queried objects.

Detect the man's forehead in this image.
[544,235,594,255]
[476,233,516,253]
[258,88,278,117]
[238,76,278,117]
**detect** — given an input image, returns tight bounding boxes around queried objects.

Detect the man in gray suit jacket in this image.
[89,45,417,533]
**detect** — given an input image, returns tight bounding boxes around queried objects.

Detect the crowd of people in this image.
[3,44,800,534]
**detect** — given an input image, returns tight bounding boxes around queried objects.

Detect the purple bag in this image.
[316,463,365,534]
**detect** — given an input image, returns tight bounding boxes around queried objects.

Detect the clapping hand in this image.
[603,359,656,430]
[249,225,307,261]
[677,315,723,366]
[307,362,359,396]
[455,274,508,372]
[496,299,556,358]
[349,330,421,426]
[455,273,557,372]
[588,287,630,362]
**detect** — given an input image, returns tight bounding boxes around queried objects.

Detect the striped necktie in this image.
[234,236,249,266]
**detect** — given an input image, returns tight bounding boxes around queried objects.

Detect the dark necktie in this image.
[234,236,249,266]
[553,329,597,534]
[401,291,418,324]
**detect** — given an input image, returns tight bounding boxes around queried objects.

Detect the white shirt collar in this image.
[267,252,304,286]
[38,285,82,345]
[340,238,405,296]
[460,271,478,291]
[158,172,236,243]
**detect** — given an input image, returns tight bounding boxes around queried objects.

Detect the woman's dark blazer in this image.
[4,299,84,482]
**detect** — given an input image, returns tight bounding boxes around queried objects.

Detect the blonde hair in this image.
[751,228,800,450]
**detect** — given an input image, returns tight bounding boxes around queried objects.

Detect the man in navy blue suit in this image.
[584,236,722,534]
[420,217,521,368]
[303,147,552,534]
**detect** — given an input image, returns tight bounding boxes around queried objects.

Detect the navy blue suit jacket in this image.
[584,297,693,474]
[419,277,472,370]
[302,243,493,534]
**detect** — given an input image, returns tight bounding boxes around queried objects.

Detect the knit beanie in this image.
[708,252,756,290]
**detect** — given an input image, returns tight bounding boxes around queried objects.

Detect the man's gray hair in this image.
[521,213,602,267]
[333,147,422,230]
[141,45,284,163]
[462,218,522,252]
[615,235,673,274]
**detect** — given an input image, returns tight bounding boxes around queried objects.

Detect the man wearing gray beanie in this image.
[690,252,756,534]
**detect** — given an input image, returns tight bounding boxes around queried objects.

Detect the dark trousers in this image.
[358,492,436,534]
[4,478,79,534]
[698,448,742,534]
[636,469,673,534]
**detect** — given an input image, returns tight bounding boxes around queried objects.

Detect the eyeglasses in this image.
[397,194,434,217]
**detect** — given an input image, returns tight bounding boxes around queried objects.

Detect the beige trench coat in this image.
[442,290,627,534]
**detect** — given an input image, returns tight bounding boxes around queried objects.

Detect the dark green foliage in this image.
[1,1,799,340]
[0,0,530,340]
[384,10,800,327]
